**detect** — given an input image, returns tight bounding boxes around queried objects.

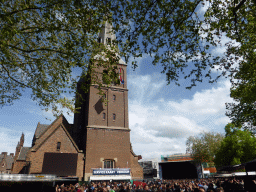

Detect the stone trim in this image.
[87,125,130,131]
[92,84,128,92]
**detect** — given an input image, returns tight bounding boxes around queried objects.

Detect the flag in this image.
[119,68,124,84]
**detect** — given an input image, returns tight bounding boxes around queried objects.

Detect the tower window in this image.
[113,113,116,121]
[113,95,116,101]
[103,113,106,120]
[104,159,115,168]
[57,142,61,151]
[102,70,108,84]
[107,37,111,45]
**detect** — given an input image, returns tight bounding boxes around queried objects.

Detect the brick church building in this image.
[11,22,143,181]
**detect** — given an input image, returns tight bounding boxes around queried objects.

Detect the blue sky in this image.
[0,54,233,160]
[127,54,233,160]
[0,1,234,160]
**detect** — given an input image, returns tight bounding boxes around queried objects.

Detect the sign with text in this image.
[92,168,130,175]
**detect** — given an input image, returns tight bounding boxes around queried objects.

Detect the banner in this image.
[92,168,130,175]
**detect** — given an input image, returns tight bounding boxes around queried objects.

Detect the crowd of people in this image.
[55,177,255,192]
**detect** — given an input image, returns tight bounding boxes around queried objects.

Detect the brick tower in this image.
[73,22,143,181]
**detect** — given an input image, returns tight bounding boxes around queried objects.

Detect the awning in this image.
[90,175,131,181]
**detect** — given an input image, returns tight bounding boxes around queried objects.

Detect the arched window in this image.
[104,159,115,168]
[113,95,116,101]
[103,113,106,120]
[113,113,116,121]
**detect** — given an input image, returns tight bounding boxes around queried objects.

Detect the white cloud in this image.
[128,74,232,159]
[128,73,166,102]
[168,80,232,115]
[0,127,33,154]
[214,116,231,126]
[152,115,206,138]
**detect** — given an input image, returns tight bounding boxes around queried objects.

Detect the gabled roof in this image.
[34,123,49,139]
[17,147,31,161]
[31,114,81,153]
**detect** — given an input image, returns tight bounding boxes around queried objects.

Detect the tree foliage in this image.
[203,0,256,130]
[0,0,103,115]
[186,131,224,163]
[0,0,255,118]
[214,123,256,168]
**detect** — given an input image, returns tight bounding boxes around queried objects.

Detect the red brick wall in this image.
[12,161,27,174]
[84,128,143,180]
[130,152,144,179]
[87,64,129,129]
[84,128,130,171]
[87,87,129,129]
[28,124,84,179]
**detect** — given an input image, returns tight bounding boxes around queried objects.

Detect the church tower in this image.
[73,22,143,181]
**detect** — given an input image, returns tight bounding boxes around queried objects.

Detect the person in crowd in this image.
[54,177,249,192]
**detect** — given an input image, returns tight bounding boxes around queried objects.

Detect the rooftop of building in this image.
[0,152,14,170]
[161,153,193,162]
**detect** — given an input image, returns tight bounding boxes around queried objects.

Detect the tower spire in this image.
[96,21,126,65]
[98,21,116,45]
[20,132,24,147]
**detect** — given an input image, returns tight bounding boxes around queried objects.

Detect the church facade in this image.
[11,22,143,181]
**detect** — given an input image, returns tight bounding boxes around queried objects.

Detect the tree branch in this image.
[0,64,30,88]
[232,0,249,59]
[234,0,247,13]
[8,45,68,55]
[0,1,62,18]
